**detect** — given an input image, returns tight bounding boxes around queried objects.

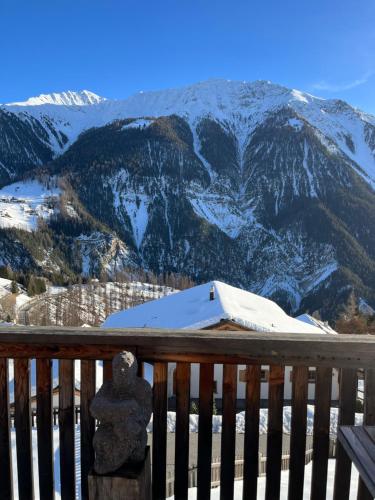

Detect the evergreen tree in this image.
[11,281,19,294]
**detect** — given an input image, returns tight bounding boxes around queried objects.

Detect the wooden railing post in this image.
[80,359,96,500]
[220,364,237,500]
[197,363,214,500]
[175,362,191,500]
[265,365,285,500]
[357,369,375,500]
[288,366,309,500]
[310,367,332,500]
[59,359,76,500]
[333,368,357,500]
[0,358,12,500]
[152,362,168,500]
[36,358,54,499]
[242,365,261,500]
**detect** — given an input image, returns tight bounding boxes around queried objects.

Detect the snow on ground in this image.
[103,280,325,333]
[0,277,14,298]
[0,180,60,231]
[121,118,154,130]
[148,406,362,437]
[167,460,360,500]
[188,193,254,238]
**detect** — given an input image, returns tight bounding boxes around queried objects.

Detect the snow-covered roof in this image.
[103,281,325,334]
[295,314,338,334]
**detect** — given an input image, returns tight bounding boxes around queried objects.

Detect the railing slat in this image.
[220,364,237,500]
[59,359,75,500]
[265,364,285,500]
[175,362,191,500]
[80,360,96,500]
[357,368,375,500]
[197,363,214,500]
[310,366,332,500]
[242,364,261,500]
[152,362,168,500]
[0,358,12,500]
[103,359,112,381]
[14,358,34,500]
[36,359,54,499]
[333,368,357,500]
[288,366,309,500]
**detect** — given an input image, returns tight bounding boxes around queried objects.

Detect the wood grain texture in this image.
[242,365,261,500]
[0,327,374,368]
[357,369,375,500]
[220,364,237,500]
[333,368,357,500]
[152,362,168,500]
[103,359,112,381]
[59,359,75,500]
[0,358,12,500]
[265,365,285,500]
[80,360,96,500]
[338,426,375,499]
[14,358,34,500]
[310,367,332,500]
[36,358,54,499]
[197,363,214,500]
[288,366,309,500]
[175,362,191,500]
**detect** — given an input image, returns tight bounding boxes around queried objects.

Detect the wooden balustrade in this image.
[0,327,374,500]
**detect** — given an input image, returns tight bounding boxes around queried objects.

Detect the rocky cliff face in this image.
[0,80,374,319]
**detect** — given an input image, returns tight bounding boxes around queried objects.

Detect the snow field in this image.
[166,460,360,500]
[0,180,60,231]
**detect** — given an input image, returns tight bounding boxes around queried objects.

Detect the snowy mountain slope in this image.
[3,80,375,187]
[0,179,60,231]
[8,90,106,107]
[0,80,375,319]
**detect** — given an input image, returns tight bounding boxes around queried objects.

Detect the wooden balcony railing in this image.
[0,327,374,500]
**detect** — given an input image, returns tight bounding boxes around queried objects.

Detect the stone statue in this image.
[90,351,152,474]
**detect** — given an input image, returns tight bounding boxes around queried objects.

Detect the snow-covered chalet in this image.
[103,280,339,406]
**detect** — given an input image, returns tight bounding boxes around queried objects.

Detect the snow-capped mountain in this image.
[0,79,374,319]
[7,89,106,107]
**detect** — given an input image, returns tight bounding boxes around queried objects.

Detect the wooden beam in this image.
[333,368,357,500]
[152,362,168,500]
[357,369,375,500]
[197,363,214,500]
[14,358,33,500]
[220,364,237,500]
[288,366,308,500]
[310,367,332,500]
[265,365,285,500]
[80,360,96,500]
[0,359,12,500]
[242,365,261,500]
[0,327,374,368]
[59,359,75,500]
[36,359,54,499]
[174,362,191,500]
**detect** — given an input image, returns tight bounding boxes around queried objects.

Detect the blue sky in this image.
[1,0,374,114]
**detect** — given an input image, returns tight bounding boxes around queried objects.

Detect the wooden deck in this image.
[0,327,374,499]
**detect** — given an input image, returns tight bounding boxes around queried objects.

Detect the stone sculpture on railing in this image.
[90,351,152,476]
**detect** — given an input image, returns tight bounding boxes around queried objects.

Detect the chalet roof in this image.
[103,281,325,334]
[295,313,338,334]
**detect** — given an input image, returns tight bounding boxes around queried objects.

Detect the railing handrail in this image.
[0,326,374,367]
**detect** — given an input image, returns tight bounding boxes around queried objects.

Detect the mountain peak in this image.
[8,90,106,107]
